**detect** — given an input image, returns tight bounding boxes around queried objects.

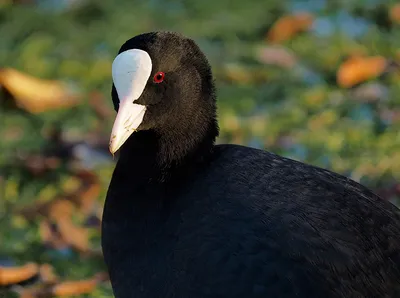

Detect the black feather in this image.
[102,31,400,298]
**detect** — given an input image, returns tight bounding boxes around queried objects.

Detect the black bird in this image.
[101,31,400,298]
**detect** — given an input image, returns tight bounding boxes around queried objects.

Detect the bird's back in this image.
[193,144,400,297]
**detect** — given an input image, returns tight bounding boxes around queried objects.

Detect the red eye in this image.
[153,72,165,83]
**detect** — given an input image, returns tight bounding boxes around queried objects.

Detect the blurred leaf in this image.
[0,68,80,114]
[51,272,108,296]
[0,263,39,286]
[336,55,388,88]
[389,4,400,24]
[267,12,314,43]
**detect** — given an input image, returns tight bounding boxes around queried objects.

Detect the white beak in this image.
[109,49,152,154]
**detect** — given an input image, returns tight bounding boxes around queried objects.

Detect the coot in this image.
[101,31,400,298]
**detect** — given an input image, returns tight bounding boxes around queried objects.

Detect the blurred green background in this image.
[1,0,400,297]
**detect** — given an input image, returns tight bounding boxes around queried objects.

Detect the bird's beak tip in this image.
[109,141,120,156]
[109,146,116,156]
[109,135,117,155]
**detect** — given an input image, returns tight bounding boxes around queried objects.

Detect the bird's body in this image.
[102,32,400,298]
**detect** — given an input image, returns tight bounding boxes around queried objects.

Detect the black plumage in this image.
[101,31,400,298]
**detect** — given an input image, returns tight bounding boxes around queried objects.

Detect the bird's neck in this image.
[117,118,218,184]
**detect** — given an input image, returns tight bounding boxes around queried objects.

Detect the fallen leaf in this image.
[68,170,100,215]
[14,272,108,298]
[389,4,400,24]
[267,12,314,43]
[48,200,75,220]
[17,169,100,221]
[39,217,90,253]
[52,280,97,296]
[56,217,89,253]
[18,199,74,221]
[337,55,388,88]
[0,68,80,114]
[51,272,108,296]
[0,263,39,286]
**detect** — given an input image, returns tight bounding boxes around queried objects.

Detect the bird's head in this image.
[109,31,218,161]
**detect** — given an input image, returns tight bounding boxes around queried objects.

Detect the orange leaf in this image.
[56,218,89,252]
[389,4,400,24]
[39,216,90,253]
[48,200,75,220]
[52,280,96,296]
[19,198,74,221]
[337,56,388,88]
[68,169,101,215]
[267,12,314,43]
[51,275,106,296]
[76,182,101,215]
[0,263,39,286]
[0,68,80,114]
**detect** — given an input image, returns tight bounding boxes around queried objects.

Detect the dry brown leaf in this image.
[39,217,89,253]
[337,55,388,88]
[19,199,74,221]
[0,263,39,286]
[12,268,107,298]
[56,218,89,252]
[18,201,54,221]
[39,201,83,252]
[18,169,101,220]
[75,182,101,215]
[48,200,75,220]
[68,170,101,215]
[18,177,100,225]
[51,280,97,296]
[389,4,400,24]
[51,273,108,296]
[267,12,314,43]
[0,68,80,114]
